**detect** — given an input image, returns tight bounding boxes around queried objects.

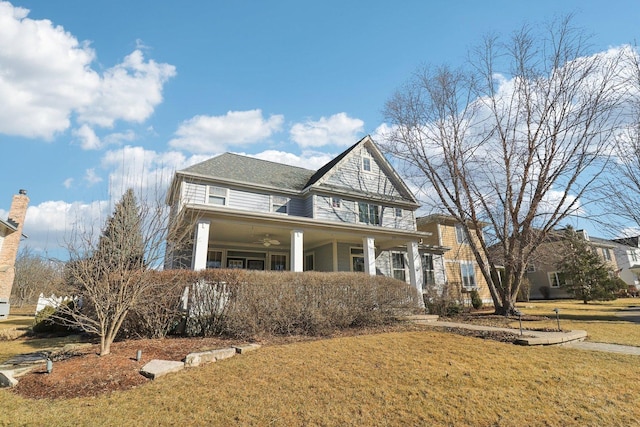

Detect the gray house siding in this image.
[322,146,402,198]
[228,189,270,212]
[313,243,334,272]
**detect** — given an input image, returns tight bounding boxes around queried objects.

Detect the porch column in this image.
[291,229,304,272]
[363,236,376,276]
[407,241,425,308]
[192,219,210,271]
[332,240,338,272]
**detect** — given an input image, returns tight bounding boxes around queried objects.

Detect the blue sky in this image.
[1,0,639,256]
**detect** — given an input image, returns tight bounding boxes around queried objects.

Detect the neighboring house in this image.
[609,236,640,291]
[165,136,446,302]
[0,189,29,319]
[526,229,619,299]
[416,214,492,304]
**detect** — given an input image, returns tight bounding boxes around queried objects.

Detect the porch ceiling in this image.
[186,205,431,251]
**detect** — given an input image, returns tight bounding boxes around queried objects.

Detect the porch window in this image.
[422,253,435,288]
[271,254,287,271]
[208,186,228,205]
[351,247,365,272]
[392,252,406,281]
[304,253,315,271]
[358,202,380,226]
[460,261,476,289]
[206,250,223,269]
[272,196,288,214]
[548,271,566,288]
[455,224,469,244]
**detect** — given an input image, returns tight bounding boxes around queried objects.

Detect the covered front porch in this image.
[179,206,432,299]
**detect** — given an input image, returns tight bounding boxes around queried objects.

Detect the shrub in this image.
[470,290,483,310]
[32,302,77,335]
[179,269,420,338]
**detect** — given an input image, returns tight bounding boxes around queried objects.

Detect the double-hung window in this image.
[208,186,227,206]
[362,157,372,172]
[548,271,566,288]
[460,261,476,289]
[455,224,469,244]
[392,252,406,281]
[423,254,435,288]
[358,202,380,225]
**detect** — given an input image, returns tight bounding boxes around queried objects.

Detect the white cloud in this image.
[63,178,73,189]
[0,3,175,140]
[72,124,101,150]
[76,50,176,127]
[290,112,364,148]
[101,145,207,202]
[169,109,284,154]
[84,168,102,186]
[0,1,98,139]
[242,149,336,171]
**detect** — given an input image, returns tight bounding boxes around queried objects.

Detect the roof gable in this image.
[304,136,418,204]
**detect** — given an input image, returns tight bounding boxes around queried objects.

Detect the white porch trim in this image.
[363,236,376,276]
[192,219,211,271]
[291,229,304,272]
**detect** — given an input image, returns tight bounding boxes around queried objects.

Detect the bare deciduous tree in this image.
[57,187,194,355]
[383,17,628,315]
[10,247,63,307]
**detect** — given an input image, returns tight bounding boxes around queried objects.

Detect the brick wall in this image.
[0,191,29,301]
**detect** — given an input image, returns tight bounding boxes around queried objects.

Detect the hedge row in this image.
[120,269,421,339]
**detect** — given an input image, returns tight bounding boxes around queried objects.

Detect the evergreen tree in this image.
[557,227,625,303]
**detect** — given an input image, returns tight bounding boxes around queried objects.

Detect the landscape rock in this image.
[140,359,184,380]
[185,347,236,367]
[234,344,261,354]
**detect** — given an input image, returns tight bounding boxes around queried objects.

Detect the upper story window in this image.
[208,186,228,206]
[395,208,403,218]
[602,248,612,262]
[631,250,639,263]
[272,196,289,214]
[362,156,372,172]
[455,223,469,244]
[358,202,380,226]
[332,197,342,208]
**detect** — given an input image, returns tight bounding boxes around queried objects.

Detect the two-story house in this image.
[416,214,492,304]
[165,136,447,303]
[526,229,619,299]
[610,236,640,292]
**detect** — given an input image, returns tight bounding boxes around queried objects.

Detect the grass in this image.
[1,330,639,426]
[513,298,640,346]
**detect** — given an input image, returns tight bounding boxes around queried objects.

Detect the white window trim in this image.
[271,195,289,214]
[357,202,381,226]
[455,224,469,245]
[362,156,372,172]
[460,261,477,290]
[207,185,229,206]
[350,247,365,272]
[548,271,564,288]
[391,251,407,282]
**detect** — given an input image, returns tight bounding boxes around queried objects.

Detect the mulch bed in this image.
[8,320,529,400]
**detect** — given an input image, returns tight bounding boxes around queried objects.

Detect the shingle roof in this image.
[182,153,316,191]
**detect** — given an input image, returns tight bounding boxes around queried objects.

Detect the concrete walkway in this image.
[412,317,640,356]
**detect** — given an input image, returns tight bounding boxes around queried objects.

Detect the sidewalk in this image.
[408,315,640,356]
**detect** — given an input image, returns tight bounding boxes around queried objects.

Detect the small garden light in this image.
[46,358,53,374]
[136,350,142,362]
[553,308,561,331]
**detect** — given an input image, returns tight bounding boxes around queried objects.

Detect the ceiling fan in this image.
[254,234,281,247]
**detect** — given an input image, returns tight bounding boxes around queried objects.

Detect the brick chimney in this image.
[0,190,29,315]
